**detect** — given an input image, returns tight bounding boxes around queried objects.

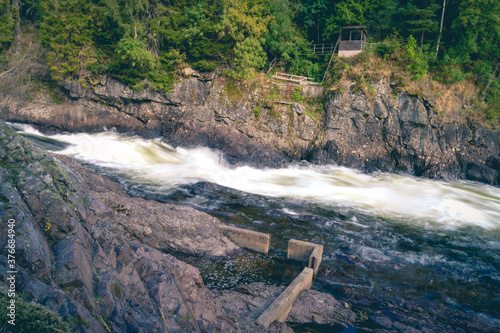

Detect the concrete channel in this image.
[256,267,314,328]
[287,239,324,276]
[218,224,271,254]
[217,224,324,329]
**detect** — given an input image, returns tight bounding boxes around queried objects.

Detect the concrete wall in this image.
[287,239,323,276]
[256,267,314,328]
[218,225,271,254]
[302,85,325,98]
[338,50,362,58]
[276,82,325,98]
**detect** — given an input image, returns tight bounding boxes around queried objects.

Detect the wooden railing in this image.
[272,72,317,84]
[309,43,337,55]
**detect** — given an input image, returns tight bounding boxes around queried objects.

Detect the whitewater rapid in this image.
[11,123,500,230]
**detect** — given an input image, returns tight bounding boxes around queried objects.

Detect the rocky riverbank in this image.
[0,121,359,332]
[1,73,499,185]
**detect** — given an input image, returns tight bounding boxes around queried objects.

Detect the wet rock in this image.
[372,315,392,329]
[215,282,356,330]
[393,321,422,333]
[51,154,239,257]
[286,289,357,326]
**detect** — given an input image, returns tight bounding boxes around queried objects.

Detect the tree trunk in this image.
[421,30,424,48]
[317,19,320,43]
[12,0,21,41]
[434,0,446,60]
[11,0,21,53]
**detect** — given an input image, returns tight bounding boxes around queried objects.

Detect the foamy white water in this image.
[11,123,500,230]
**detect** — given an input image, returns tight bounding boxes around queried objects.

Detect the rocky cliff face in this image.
[0,73,498,184]
[310,91,500,185]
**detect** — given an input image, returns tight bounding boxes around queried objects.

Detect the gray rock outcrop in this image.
[1,75,498,185]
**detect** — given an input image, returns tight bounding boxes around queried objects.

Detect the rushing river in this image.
[10,123,500,332]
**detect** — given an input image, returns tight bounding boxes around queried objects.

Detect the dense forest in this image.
[0,0,498,120]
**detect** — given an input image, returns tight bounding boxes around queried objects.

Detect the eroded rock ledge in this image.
[0,75,498,184]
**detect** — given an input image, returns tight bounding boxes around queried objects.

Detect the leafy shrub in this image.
[404,35,429,81]
[0,287,73,332]
[231,37,266,80]
[292,86,304,102]
[253,106,260,117]
[116,37,156,72]
[191,59,217,72]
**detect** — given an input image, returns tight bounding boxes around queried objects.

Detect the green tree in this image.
[39,0,103,81]
[322,0,397,42]
[0,0,16,48]
[323,0,366,41]
[299,0,329,43]
[232,36,266,79]
[264,0,312,74]
[400,0,439,48]
[404,34,429,80]
[115,36,156,71]
[218,0,270,79]
[218,0,270,42]
[447,0,499,111]
[102,0,150,40]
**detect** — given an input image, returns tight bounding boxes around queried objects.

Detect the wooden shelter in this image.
[338,26,368,58]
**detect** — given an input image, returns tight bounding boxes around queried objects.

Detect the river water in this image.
[11,123,500,332]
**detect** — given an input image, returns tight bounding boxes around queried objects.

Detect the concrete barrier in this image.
[218,225,271,254]
[287,239,323,276]
[256,267,314,328]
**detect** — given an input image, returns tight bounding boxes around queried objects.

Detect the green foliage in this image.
[399,0,439,47]
[0,0,497,120]
[231,36,266,80]
[112,283,122,298]
[39,0,102,81]
[292,86,304,102]
[0,0,15,47]
[116,37,156,71]
[149,51,181,94]
[484,84,499,123]
[404,35,429,81]
[322,0,397,41]
[323,0,365,40]
[74,315,90,328]
[218,0,270,42]
[265,0,310,69]
[0,287,73,332]
[253,106,261,117]
[373,34,403,60]
[101,0,150,39]
[110,39,179,93]
[218,0,270,79]
[298,0,329,43]
[191,59,218,72]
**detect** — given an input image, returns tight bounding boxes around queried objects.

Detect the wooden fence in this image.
[272,72,317,85]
